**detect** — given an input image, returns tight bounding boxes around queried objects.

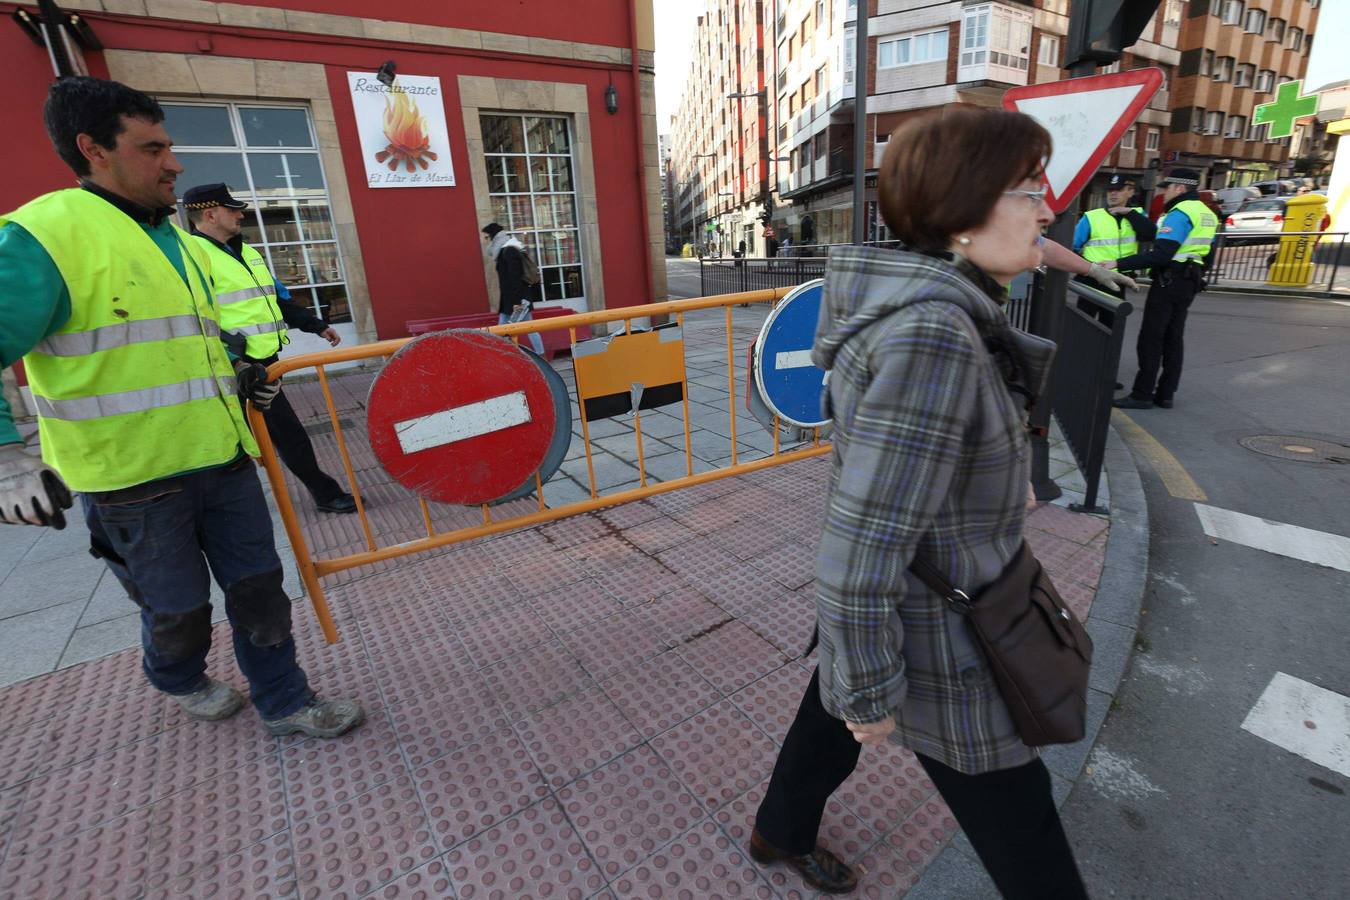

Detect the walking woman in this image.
[748,107,1089,899]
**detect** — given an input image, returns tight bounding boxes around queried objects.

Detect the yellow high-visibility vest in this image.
[193,236,288,360]
[2,189,256,492]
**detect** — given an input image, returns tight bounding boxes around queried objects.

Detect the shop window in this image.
[480,113,585,304]
[163,102,351,324]
[878,28,948,68]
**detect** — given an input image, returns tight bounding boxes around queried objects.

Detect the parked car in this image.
[1215,186,1261,215]
[1249,179,1298,196]
[1224,197,1286,244]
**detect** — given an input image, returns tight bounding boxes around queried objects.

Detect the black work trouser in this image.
[755,669,1087,900]
[1130,270,1200,404]
[260,387,344,503]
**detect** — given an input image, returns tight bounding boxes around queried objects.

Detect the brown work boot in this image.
[263,697,364,738]
[172,678,245,721]
[748,828,858,894]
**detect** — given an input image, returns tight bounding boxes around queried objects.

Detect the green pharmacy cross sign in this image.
[1253,80,1319,139]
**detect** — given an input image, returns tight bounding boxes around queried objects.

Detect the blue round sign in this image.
[753,280,830,429]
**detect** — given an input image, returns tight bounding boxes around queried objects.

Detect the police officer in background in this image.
[0,77,361,738]
[1072,173,1155,298]
[1108,168,1217,410]
[185,183,356,514]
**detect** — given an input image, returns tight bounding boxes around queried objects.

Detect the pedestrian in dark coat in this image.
[481,222,545,355]
[747,107,1088,900]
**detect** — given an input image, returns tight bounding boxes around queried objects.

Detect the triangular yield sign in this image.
[1003,68,1164,214]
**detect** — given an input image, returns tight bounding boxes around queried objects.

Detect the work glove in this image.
[0,442,73,529]
[1085,265,1139,293]
[234,361,282,410]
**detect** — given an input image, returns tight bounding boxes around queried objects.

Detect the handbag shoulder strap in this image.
[909,556,975,613]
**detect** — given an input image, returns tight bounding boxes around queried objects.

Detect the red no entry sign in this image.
[367,330,557,505]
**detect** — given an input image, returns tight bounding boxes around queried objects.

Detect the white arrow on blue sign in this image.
[753,280,831,429]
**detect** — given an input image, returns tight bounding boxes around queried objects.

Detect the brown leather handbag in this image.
[910,542,1093,746]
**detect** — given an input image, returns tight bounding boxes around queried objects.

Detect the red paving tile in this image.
[599,651,721,741]
[609,818,774,899]
[290,776,438,899]
[414,727,549,851]
[0,450,1111,898]
[513,690,643,790]
[443,797,606,899]
[649,700,777,814]
[556,746,704,882]
[676,622,787,695]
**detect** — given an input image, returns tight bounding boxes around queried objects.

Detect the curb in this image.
[904,423,1150,898]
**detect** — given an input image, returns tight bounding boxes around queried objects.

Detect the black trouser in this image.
[755,669,1087,900]
[1129,268,1200,404]
[260,387,344,503]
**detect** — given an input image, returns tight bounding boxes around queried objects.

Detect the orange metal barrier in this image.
[248,287,831,642]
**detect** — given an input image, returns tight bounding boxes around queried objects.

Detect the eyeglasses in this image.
[1003,188,1049,206]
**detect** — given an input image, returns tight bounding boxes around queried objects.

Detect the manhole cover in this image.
[1238,435,1350,464]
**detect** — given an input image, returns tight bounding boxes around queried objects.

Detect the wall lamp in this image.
[605,74,619,114]
[376,60,397,87]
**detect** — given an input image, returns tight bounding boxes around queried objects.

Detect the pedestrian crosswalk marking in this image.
[1195,503,1350,574]
[1241,672,1350,778]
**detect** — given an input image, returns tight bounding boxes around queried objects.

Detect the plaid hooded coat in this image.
[811,245,1056,774]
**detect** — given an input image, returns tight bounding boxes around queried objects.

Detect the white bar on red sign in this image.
[394,390,532,454]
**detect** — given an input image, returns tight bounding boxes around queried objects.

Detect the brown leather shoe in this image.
[748,828,858,894]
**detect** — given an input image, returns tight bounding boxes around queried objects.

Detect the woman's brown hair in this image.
[877,107,1051,253]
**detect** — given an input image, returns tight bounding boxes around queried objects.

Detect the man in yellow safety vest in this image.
[0,77,361,738]
[185,183,356,514]
[1072,173,1156,298]
[1109,168,1218,410]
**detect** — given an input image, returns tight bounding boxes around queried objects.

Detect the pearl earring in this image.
[957,236,972,246]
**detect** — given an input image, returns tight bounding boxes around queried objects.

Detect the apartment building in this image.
[1165,0,1321,187]
[669,0,772,256]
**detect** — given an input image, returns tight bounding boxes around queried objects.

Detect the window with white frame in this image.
[1244,7,1265,33]
[1038,35,1060,66]
[1248,120,1267,141]
[1146,129,1160,151]
[844,31,856,85]
[1256,68,1275,91]
[1235,63,1254,87]
[1266,17,1284,41]
[1101,61,1121,74]
[1192,107,1207,133]
[1204,111,1224,134]
[480,114,584,305]
[878,28,948,68]
[1042,0,1068,14]
[1287,27,1302,50]
[961,7,990,68]
[1200,49,1215,76]
[1221,0,1244,25]
[1121,126,1136,149]
[1164,0,1183,27]
[1225,115,1247,137]
[163,102,351,324]
[1213,56,1234,82]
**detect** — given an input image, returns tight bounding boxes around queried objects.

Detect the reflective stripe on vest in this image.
[1167,200,1218,264]
[1081,207,1141,263]
[34,315,220,357]
[1,189,258,493]
[34,375,232,421]
[193,238,288,359]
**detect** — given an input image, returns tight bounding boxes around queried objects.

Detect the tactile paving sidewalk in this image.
[0,459,1108,899]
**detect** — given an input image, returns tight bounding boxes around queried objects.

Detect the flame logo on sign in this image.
[374,90,439,173]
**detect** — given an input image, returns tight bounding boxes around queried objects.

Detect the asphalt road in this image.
[1061,289,1350,899]
[666,256,704,300]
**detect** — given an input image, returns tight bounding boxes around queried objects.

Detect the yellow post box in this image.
[1267,193,1329,287]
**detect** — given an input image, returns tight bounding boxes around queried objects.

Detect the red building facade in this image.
[1,0,665,356]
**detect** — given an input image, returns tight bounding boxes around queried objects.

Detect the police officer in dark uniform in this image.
[1110,169,1218,410]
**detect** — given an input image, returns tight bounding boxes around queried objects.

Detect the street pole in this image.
[851,1,868,244]
[1028,57,1097,501]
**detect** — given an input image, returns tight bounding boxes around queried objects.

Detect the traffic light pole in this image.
[1027,58,1099,502]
